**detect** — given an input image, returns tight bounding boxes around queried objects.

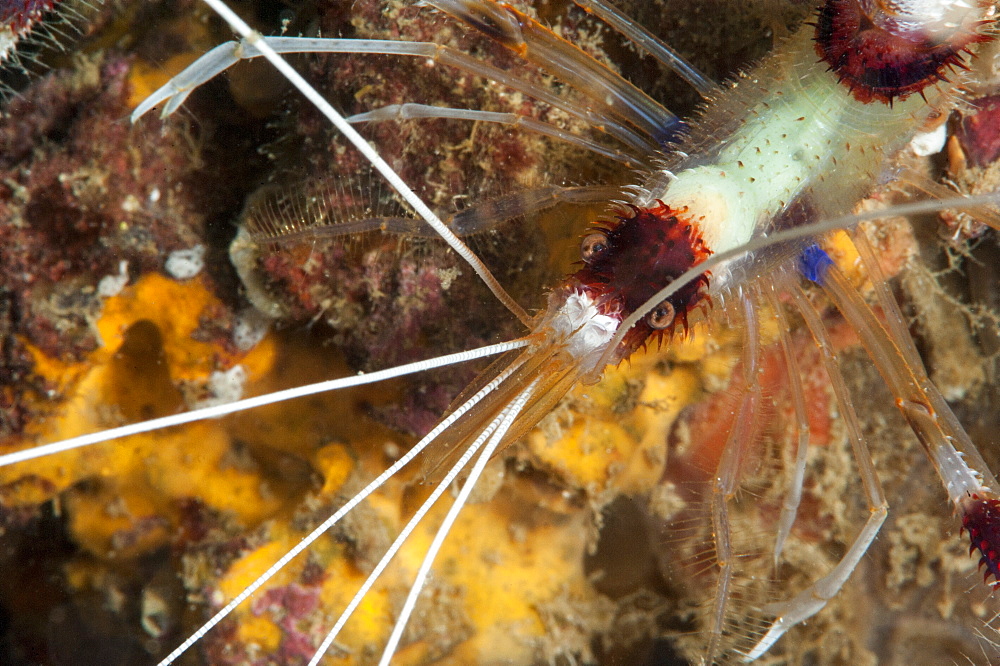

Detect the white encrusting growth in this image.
[232,307,272,351]
[97,260,129,297]
[165,244,206,279]
[190,365,248,409]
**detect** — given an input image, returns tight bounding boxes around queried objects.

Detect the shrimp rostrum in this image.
[2,0,1000,663]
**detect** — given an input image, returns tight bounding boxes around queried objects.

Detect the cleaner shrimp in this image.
[2,0,1000,663]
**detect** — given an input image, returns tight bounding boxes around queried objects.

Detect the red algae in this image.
[0,49,258,417]
[956,94,1000,169]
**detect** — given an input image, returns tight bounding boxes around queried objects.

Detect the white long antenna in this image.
[307,379,516,664]
[197,0,530,327]
[157,349,529,665]
[0,340,526,467]
[378,377,540,664]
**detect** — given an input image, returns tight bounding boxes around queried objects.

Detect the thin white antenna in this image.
[197,0,531,327]
[0,340,526,468]
[157,348,530,665]
[378,376,540,664]
[306,381,516,664]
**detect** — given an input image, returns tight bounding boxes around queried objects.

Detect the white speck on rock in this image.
[910,123,947,157]
[437,266,461,290]
[97,261,129,298]
[121,194,141,213]
[233,308,272,351]
[165,245,206,280]
[192,365,248,409]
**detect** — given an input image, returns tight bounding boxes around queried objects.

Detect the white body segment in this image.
[640,29,954,277]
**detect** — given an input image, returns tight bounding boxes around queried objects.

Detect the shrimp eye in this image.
[580,232,609,262]
[646,300,675,330]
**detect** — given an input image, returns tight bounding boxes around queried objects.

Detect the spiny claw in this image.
[960,494,1000,588]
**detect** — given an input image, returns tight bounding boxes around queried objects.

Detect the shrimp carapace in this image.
[419,200,717,482]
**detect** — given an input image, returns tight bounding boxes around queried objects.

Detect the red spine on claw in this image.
[960,493,1000,586]
[813,0,989,104]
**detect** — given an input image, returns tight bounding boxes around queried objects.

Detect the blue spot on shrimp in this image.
[1,0,1000,664]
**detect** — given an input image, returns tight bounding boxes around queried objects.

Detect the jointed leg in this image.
[744,274,888,661]
[706,291,764,660]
